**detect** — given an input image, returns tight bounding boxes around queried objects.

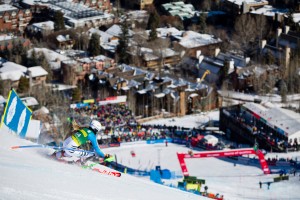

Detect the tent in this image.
[204,135,218,146]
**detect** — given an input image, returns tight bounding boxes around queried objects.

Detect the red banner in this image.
[177,148,270,176]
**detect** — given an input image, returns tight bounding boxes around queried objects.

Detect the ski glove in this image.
[104,154,111,160]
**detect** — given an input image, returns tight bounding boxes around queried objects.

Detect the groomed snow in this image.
[1,110,300,200]
[0,126,205,200]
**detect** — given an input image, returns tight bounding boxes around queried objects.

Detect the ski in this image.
[82,162,121,177]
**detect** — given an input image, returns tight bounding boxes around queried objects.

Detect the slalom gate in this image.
[177,148,270,176]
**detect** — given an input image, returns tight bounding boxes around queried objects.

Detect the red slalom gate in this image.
[177,148,270,176]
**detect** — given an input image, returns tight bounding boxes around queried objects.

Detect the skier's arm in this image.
[88,133,105,158]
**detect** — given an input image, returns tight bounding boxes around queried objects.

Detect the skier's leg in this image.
[60,137,94,158]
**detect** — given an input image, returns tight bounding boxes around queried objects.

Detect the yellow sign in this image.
[83,99,95,104]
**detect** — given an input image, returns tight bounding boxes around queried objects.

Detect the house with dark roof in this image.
[258,26,299,77]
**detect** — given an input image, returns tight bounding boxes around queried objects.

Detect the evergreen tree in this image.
[88,33,101,57]
[54,11,65,31]
[28,50,39,66]
[17,76,29,94]
[116,21,129,64]
[147,9,160,41]
[39,52,53,81]
[72,87,82,103]
[147,9,160,30]
[199,13,207,33]
[0,79,3,95]
[149,25,157,41]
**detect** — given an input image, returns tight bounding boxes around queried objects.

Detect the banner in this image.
[1,89,32,138]
[177,148,270,176]
[98,96,127,105]
[83,99,95,104]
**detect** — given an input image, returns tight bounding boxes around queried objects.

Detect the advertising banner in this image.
[1,89,32,138]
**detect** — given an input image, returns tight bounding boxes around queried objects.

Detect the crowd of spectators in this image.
[230,110,291,152]
[69,103,206,144]
[70,104,137,131]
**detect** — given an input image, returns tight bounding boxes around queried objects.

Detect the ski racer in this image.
[56,120,110,161]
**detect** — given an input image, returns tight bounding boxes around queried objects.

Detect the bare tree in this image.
[233,14,257,53]
[130,30,148,66]
[147,38,170,76]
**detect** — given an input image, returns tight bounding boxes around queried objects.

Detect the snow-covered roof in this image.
[0,4,18,13]
[30,21,54,31]
[46,83,77,91]
[27,66,48,77]
[243,102,300,137]
[28,48,69,70]
[292,13,300,24]
[56,35,72,42]
[156,27,182,38]
[0,62,27,81]
[0,34,18,42]
[216,52,249,68]
[100,40,119,53]
[126,10,148,22]
[179,31,221,49]
[21,0,50,6]
[106,24,134,38]
[21,96,39,107]
[88,28,113,44]
[226,0,268,6]
[250,5,288,17]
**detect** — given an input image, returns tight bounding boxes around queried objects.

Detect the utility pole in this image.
[157,149,161,166]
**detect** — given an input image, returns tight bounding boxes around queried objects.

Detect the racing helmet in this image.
[89,120,102,133]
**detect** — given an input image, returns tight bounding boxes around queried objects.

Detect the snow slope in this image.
[107,142,300,200]
[0,127,205,200]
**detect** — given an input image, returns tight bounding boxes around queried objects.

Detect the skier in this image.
[55,120,111,162]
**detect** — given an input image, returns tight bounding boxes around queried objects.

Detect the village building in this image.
[0,34,31,50]
[222,0,269,15]
[0,4,32,32]
[27,21,54,36]
[220,102,300,152]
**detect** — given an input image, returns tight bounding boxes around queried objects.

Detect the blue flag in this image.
[1,89,32,138]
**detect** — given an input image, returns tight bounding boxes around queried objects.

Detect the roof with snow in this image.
[156,27,182,38]
[56,35,72,42]
[243,102,300,137]
[0,61,27,81]
[27,66,48,77]
[226,0,268,6]
[28,48,70,70]
[29,21,54,32]
[21,96,39,107]
[106,24,134,38]
[162,1,196,20]
[178,31,221,49]
[0,4,18,13]
[216,52,250,68]
[46,83,77,91]
[292,13,300,24]
[88,28,113,44]
[250,5,288,17]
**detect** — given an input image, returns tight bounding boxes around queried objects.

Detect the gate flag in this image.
[1,89,32,138]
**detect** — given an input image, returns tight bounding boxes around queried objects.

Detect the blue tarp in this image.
[150,170,162,184]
